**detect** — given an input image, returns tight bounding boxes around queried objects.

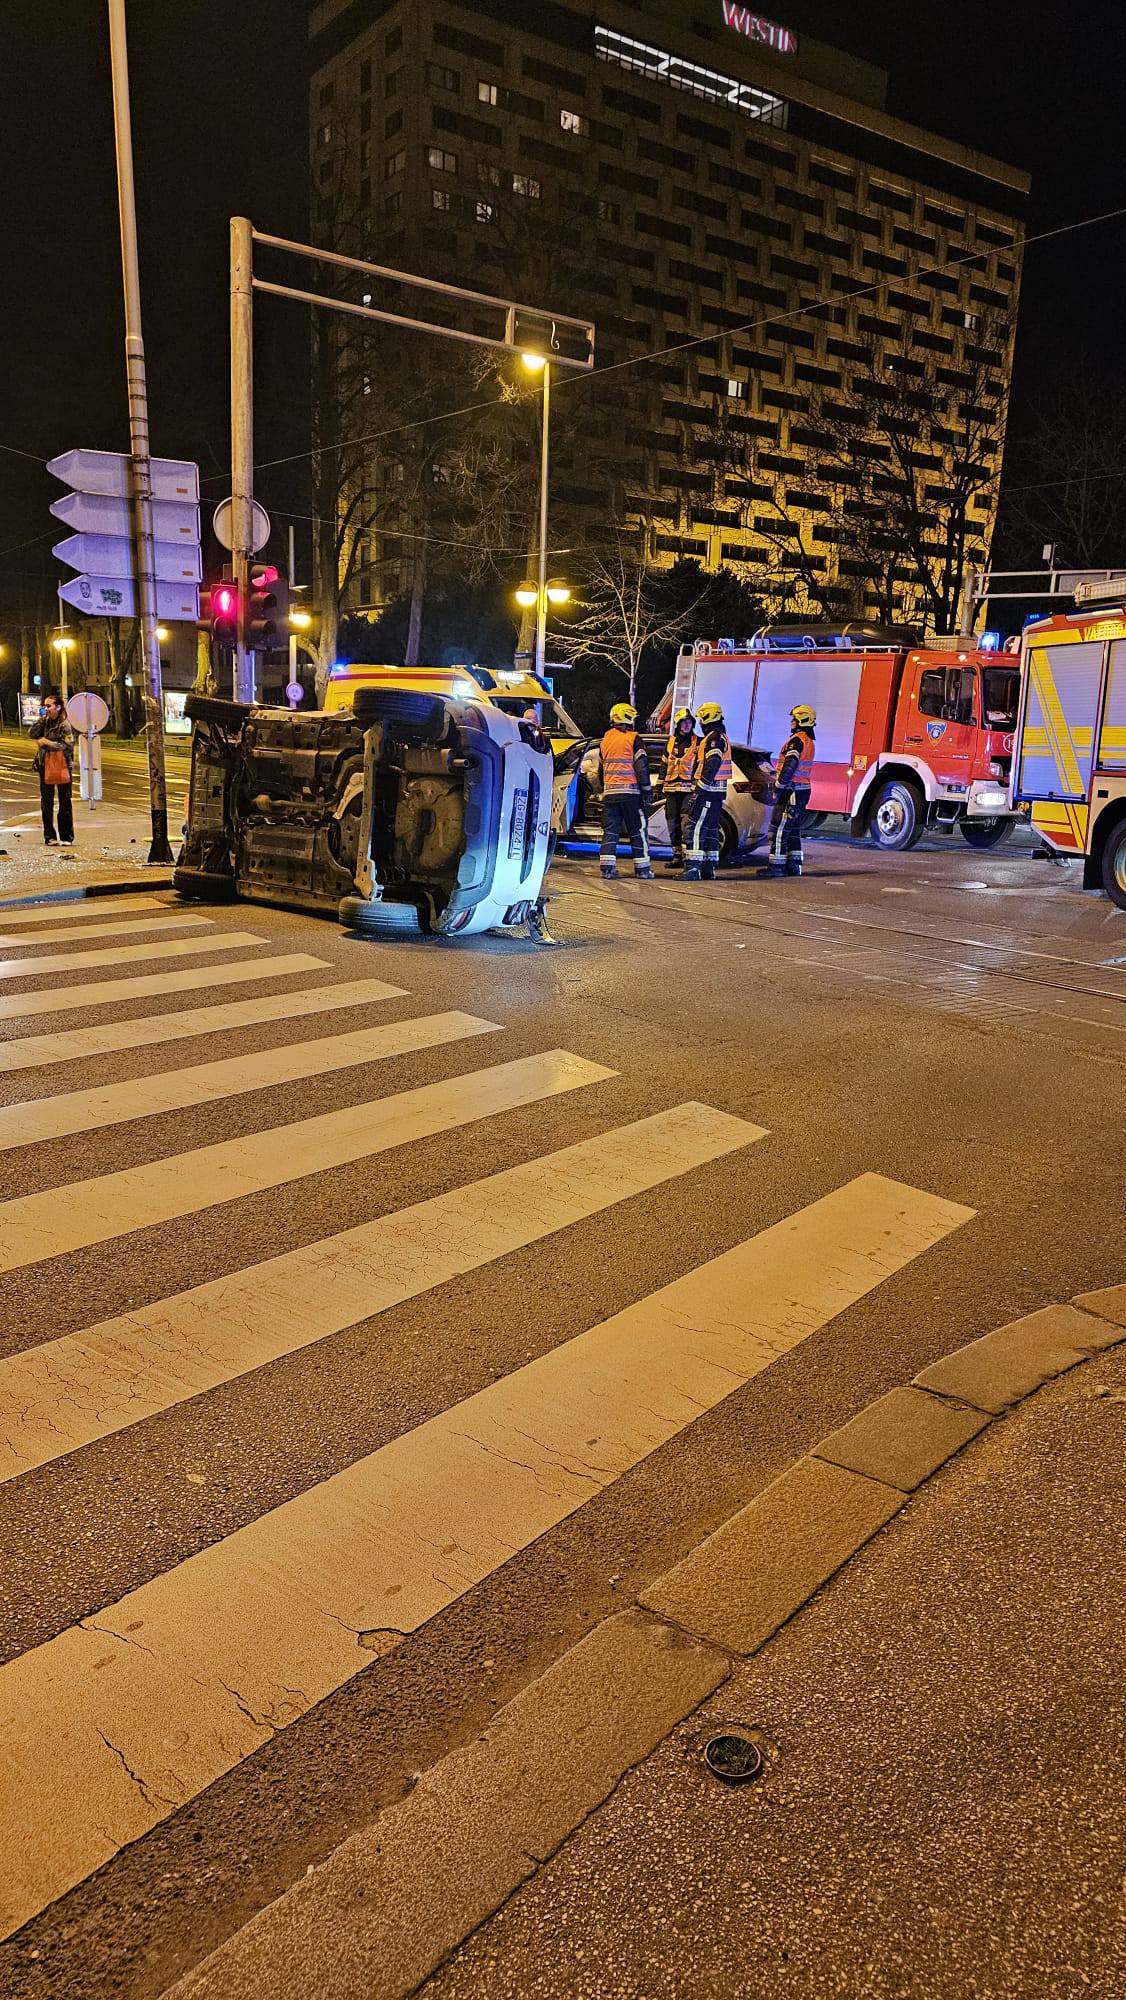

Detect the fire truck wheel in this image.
[1101,818,1126,910]
[959,816,1014,849]
[868,778,924,851]
[804,811,828,832]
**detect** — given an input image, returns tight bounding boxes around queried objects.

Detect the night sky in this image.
[2,0,1124,629]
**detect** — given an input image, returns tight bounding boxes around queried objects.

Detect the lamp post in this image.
[513,577,570,671]
[51,633,76,702]
[521,349,552,675]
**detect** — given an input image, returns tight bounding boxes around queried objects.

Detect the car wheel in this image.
[959,816,1014,849]
[869,779,924,851]
[718,812,739,865]
[338,894,426,936]
[183,694,252,727]
[172,867,238,902]
[1101,817,1126,910]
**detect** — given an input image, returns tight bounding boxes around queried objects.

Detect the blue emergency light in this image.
[979,630,1002,652]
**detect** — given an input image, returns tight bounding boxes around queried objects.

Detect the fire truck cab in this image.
[672,628,1019,850]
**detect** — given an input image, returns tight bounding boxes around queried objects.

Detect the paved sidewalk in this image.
[425,1344,1126,2000]
[0,812,175,905]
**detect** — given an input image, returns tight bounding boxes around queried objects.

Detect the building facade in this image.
[307,0,1029,627]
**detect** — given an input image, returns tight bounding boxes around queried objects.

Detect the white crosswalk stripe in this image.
[0,909,977,1948]
[0,912,218,949]
[0,931,267,982]
[0,894,168,927]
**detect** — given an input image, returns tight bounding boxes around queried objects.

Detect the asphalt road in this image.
[0,730,191,832]
[0,832,1122,1997]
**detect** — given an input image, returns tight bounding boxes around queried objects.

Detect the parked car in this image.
[173,687,554,937]
[571,732,773,861]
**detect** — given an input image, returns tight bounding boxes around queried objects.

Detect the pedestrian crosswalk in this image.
[0,893,975,1945]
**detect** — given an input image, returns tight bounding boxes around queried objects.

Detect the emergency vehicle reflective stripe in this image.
[601,727,641,794]
[791,730,815,785]
[696,735,732,793]
[665,737,698,789]
[1029,650,1084,798]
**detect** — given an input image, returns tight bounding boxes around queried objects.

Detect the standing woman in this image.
[30,690,76,846]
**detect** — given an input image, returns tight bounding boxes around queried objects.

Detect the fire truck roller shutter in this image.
[749,658,862,767]
[1017,639,1103,802]
[1099,640,1126,769]
[685,661,755,745]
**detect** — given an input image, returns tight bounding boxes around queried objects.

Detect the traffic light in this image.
[208,579,238,647]
[248,564,290,654]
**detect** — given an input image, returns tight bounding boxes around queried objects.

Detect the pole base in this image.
[146,810,175,866]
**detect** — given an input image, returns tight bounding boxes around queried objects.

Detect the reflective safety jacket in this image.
[664,731,698,792]
[599,726,651,797]
[694,725,733,795]
[776,727,815,791]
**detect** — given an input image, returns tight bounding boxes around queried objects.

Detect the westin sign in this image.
[721,3,798,54]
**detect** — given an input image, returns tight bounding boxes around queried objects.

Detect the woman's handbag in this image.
[41,746,70,786]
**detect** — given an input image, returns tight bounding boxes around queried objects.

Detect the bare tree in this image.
[998,377,1126,571]
[551,522,709,706]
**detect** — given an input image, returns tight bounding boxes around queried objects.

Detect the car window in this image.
[982,668,1019,729]
[919,666,975,726]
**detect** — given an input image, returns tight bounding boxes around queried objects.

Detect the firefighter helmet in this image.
[673,707,695,729]
[609,702,638,726]
[790,704,817,728]
[697,701,724,726]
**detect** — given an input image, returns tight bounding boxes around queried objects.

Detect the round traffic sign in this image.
[212,497,271,555]
[66,690,110,733]
[285,680,304,705]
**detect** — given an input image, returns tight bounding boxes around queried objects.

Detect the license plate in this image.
[508,788,528,858]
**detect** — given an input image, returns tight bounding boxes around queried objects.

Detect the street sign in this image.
[53,532,202,584]
[50,489,200,543]
[49,447,202,623]
[66,690,110,733]
[285,679,303,707]
[47,448,199,503]
[212,496,271,555]
[58,574,200,621]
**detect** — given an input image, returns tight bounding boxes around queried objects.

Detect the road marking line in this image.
[0,932,268,982]
[0,953,330,1020]
[0,1012,502,1154]
[0,976,408,1072]
[0,1050,613,1275]
[0,1170,971,1938]
[0,895,169,927]
[0,913,218,949]
[0,1103,762,1481]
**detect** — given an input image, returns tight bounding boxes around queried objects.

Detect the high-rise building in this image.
[307,0,1028,625]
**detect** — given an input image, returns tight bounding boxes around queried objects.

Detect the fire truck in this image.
[669,626,1019,850]
[1010,583,1126,908]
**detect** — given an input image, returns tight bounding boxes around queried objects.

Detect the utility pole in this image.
[534,361,551,677]
[288,521,298,692]
[106,0,172,862]
[230,216,255,704]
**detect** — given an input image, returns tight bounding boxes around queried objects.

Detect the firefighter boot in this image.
[682,861,701,881]
[600,863,620,881]
[755,864,784,879]
[635,863,655,881]
[784,859,802,878]
[700,859,717,881]
[663,853,685,873]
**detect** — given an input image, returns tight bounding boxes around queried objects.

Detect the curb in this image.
[0,876,175,912]
[166,1286,1126,2000]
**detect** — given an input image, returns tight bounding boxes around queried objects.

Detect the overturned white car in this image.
[173,685,555,938]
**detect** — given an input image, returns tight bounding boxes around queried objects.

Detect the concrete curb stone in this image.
[912,1302,1124,1413]
[0,877,174,911]
[812,1383,990,1491]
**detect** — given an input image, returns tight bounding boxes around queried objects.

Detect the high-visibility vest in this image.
[778,728,815,788]
[696,727,732,794]
[664,733,698,791]
[601,726,641,794]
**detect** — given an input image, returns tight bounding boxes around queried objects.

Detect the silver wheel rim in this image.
[876,796,907,838]
[1114,841,1126,894]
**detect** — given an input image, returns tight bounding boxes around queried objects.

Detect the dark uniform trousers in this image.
[766,785,810,870]
[664,790,692,860]
[600,794,650,863]
[686,791,724,868]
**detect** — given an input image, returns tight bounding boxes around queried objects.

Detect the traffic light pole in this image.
[230,216,256,704]
[106,0,173,863]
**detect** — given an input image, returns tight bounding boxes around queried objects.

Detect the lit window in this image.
[432,187,451,211]
[513,173,541,199]
[428,146,457,172]
[478,80,499,106]
[362,374,371,397]
[317,122,332,146]
[390,461,404,483]
[478,161,501,187]
[964,311,979,330]
[476,199,494,223]
[560,107,587,134]
[384,148,406,179]
[726,379,745,399]
[432,462,452,485]
[593,25,786,125]
[597,198,620,223]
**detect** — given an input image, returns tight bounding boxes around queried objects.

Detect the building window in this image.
[478,80,499,105]
[428,146,457,172]
[726,379,745,399]
[432,187,451,211]
[386,24,402,55]
[594,25,786,126]
[360,176,371,204]
[384,191,402,217]
[385,68,401,98]
[512,173,541,198]
[362,373,372,397]
[317,122,332,146]
[317,160,334,186]
[359,59,371,94]
[476,199,494,223]
[427,61,459,92]
[597,198,621,224]
[385,108,402,137]
[478,161,501,187]
[360,100,372,132]
[560,108,587,134]
[319,80,334,107]
[385,149,406,179]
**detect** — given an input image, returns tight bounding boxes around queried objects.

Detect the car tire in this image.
[804,810,828,832]
[718,812,740,865]
[172,867,238,902]
[959,816,1014,849]
[183,694,252,727]
[338,894,426,936]
[869,779,924,851]
[1101,817,1126,910]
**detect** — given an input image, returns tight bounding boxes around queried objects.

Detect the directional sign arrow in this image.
[58,574,200,622]
[50,490,201,543]
[53,533,202,584]
[47,448,200,504]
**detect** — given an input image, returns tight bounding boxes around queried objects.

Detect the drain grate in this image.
[703,1731,764,1785]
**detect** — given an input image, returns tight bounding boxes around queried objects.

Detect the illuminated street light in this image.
[155,625,170,643]
[545,581,571,605]
[521,349,546,372]
[514,583,539,608]
[51,635,75,654]
[289,608,314,630]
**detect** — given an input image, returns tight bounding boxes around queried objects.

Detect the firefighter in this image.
[758,703,816,878]
[599,702,654,879]
[661,708,698,871]
[683,701,732,881]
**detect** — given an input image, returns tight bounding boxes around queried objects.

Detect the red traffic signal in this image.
[248,564,289,652]
[208,580,238,646]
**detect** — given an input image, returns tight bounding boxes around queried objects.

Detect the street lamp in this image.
[51,633,76,698]
[521,348,552,675]
[155,625,170,643]
[289,608,313,631]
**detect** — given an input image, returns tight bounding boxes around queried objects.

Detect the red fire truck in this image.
[668,627,1020,849]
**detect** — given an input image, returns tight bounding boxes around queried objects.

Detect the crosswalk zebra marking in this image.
[0,1103,761,1482]
[0,1170,972,1938]
[0,912,219,949]
[0,931,268,983]
[0,952,329,1020]
[0,894,168,927]
[0,1050,613,1275]
[0,976,409,1073]
[0,1012,502,1153]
